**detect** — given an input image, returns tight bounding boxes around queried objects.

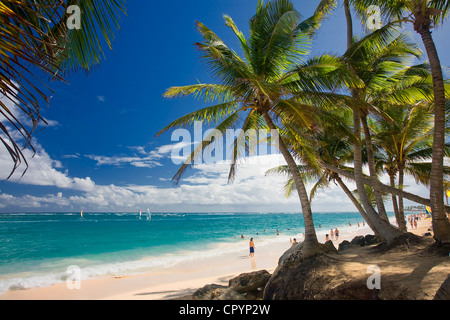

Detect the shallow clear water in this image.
[0,211,374,293]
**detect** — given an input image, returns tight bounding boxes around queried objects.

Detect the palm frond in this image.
[156,100,242,137]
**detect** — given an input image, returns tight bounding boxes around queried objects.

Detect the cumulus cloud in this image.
[0,136,431,213]
[0,141,95,192]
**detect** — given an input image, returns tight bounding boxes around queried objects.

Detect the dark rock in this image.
[324,240,338,253]
[278,242,303,266]
[245,289,263,300]
[339,235,381,251]
[193,270,272,300]
[351,236,366,246]
[264,254,340,300]
[338,240,352,251]
[192,284,227,300]
[364,234,381,245]
[229,270,272,294]
[217,288,246,300]
[434,275,450,300]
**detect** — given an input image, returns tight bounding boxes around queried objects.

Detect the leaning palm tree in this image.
[0,0,126,178]
[359,0,450,244]
[266,112,381,237]
[158,0,361,257]
[335,30,429,242]
[310,0,411,242]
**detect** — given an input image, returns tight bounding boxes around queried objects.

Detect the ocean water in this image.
[0,211,370,294]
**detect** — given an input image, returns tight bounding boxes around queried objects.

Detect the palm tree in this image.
[0,0,126,178]
[266,113,381,237]
[158,0,361,257]
[373,101,450,231]
[311,0,410,243]
[374,102,434,231]
[339,30,434,242]
[363,0,450,244]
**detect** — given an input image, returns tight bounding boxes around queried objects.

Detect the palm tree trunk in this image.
[397,164,407,232]
[261,111,322,256]
[344,0,353,50]
[416,23,450,244]
[323,162,450,213]
[390,173,406,232]
[344,1,405,245]
[334,174,380,238]
[361,114,389,222]
[353,109,405,244]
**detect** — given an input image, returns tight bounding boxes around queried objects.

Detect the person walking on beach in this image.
[249,238,255,257]
[335,228,340,240]
[330,229,334,241]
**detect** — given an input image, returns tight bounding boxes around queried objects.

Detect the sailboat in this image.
[81,210,84,219]
[147,208,151,221]
[139,209,142,219]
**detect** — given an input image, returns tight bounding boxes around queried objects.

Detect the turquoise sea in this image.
[0,211,371,294]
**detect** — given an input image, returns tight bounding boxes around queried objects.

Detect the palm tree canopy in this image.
[159,0,362,184]
[0,0,126,178]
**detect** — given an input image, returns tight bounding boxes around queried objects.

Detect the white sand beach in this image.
[0,222,380,300]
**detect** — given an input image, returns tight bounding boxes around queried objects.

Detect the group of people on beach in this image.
[324,227,340,243]
[406,213,426,230]
[245,221,370,257]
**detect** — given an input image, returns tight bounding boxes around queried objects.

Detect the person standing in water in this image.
[249,238,255,257]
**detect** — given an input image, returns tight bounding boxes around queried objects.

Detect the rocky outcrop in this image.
[263,235,421,300]
[339,235,382,251]
[192,270,272,300]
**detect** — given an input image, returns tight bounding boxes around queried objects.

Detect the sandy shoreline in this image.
[0,217,433,300]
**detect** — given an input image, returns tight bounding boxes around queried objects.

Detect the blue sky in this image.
[0,0,449,213]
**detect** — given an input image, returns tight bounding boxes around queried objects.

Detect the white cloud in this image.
[0,141,95,192]
[86,154,163,168]
[0,137,431,213]
[86,141,195,169]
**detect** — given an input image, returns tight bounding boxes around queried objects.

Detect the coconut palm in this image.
[335,30,432,242]
[308,0,410,242]
[158,0,362,257]
[0,0,126,178]
[373,100,450,231]
[356,0,450,244]
[266,111,382,237]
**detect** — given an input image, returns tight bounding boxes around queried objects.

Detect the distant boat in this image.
[139,209,142,219]
[81,210,84,219]
[147,208,151,221]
